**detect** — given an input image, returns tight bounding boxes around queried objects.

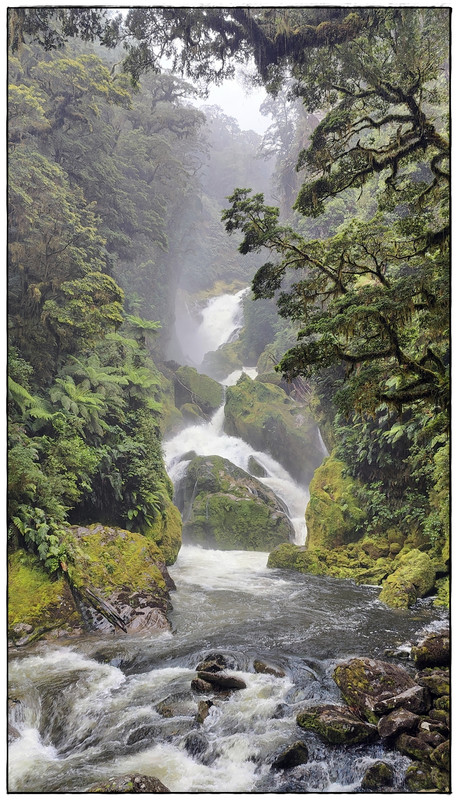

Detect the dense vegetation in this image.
[8,7,449,591]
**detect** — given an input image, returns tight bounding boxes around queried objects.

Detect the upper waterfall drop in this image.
[172,288,249,367]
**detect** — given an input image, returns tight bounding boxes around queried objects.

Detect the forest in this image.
[8,7,450,795]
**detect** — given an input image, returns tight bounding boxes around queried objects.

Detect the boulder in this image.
[65,524,175,635]
[191,678,213,694]
[377,708,420,739]
[196,700,213,724]
[224,374,324,485]
[201,341,242,381]
[430,739,450,770]
[411,629,450,668]
[253,660,285,678]
[196,671,246,691]
[174,365,223,418]
[180,403,206,424]
[379,549,436,608]
[305,454,365,550]
[144,496,182,565]
[178,455,294,551]
[296,704,378,745]
[373,685,431,716]
[415,667,449,696]
[90,774,170,793]
[404,763,436,792]
[395,732,433,761]
[360,761,394,791]
[271,741,309,770]
[333,657,417,724]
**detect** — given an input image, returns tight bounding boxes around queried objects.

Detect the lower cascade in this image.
[8,291,448,793]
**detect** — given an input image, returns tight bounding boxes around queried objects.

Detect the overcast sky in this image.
[202,73,272,135]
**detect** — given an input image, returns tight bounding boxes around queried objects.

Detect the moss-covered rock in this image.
[8,550,81,645]
[360,761,394,790]
[89,774,170,793]
[333,657,417,724]
[305,454,365,550]
[296,704,377,745]
[144,497,182,565]
[178,455,294,551]
[179,402,206,424]
[224,374,324,485]
[404,763,436,792]
[433,575,449,607]
[267,543,327,575]
[379,549,436,608]
[175,365,223,418]
[411,630,450,668]
[201,341,242,381]
[64,524,175,634]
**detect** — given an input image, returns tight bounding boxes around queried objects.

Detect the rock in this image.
[360,761,394,790]
[248,456,268,478]
[64,525,175,635]
[333,657,417,724]
[143,496,182,566]
[373,684,431,716]
[428,708,450,728]
[196,654,229,673]
[377,708,420,738]
[361,538,390,559]
[271,741,309,770]
[90,774,170,793]
[434,695,450,712]
[253,659,285,678]
[191,678,214,694]
[430,739,450,769]
[201,341,242,381]
[196,700,213,724]
[404,763,436,792]
[415,667,449,696]
[418,717,448,736]
[395,732,433,761]
[197,671,246,691]
[267,544,327,575]
[379,549,436,608]
[8,550,82,646]
[411,629,450,668]
[430,766,450,792]
[178,455,294,551]
[184,731,208,758]
[305,454,365,550]
[224,374,324,486]
[175,365,224,417]
[180,403,206,424]
[296,704,378,745]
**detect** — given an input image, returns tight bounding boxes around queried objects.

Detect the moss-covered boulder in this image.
[180,403,206,424]
[305,454,365,550]
[201,341,242,381]
[8,550,82,646]
[411,629,450,668]
[333,657,418,724]
[178,455,294,551]
[144,497,182,565]
[65,524,175,634]
[175,365,223,418]
[89,775,170,793]
[378,549,436,608]
[360,761,394,791]
[296,704,377,745]
[224,374,324,485]
[267,543,327,575]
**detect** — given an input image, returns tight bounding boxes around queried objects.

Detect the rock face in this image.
[305,455,365,550]
[333,657,420,724]
[174,365,224,418]
[144,496,182,565]
[296,704,377,745]
[224,374,324,485]
[177,455,294,551]
[90,774,170,793]
[378,549,436,609]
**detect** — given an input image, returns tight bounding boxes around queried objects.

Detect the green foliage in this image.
[11,507,68,573]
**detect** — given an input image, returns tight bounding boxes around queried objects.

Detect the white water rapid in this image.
[8,289,447,794]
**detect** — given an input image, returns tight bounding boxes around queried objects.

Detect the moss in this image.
[65,525,167,594]
[433,576,449,607]
[224,374,324,485]
[379,549,436,608]
[360,761,393,790]
[144,498,182,565]
[305,453,366,550]
[158,369,184,436]
[296,705,377,744]
[404,764,436,792]
[201,341,242,381]
[180,402,205,423]
[175,365,223,416]
[8,550,80,641]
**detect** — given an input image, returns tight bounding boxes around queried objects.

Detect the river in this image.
[8,289,447,794]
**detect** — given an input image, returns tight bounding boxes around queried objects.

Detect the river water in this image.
[8,290,447,794]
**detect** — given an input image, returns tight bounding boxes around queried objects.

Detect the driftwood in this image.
[76,585,128,632]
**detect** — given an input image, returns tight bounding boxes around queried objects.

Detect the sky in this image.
[202,77,271,135]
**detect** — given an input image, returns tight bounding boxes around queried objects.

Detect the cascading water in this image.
[8,290,447,794]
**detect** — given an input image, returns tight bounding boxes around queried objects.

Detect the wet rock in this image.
[373,684,431,716]
[126,725,158,746]
[90,774,170,793]
[184,731,208,759]
[197,671,246,691]
[379,549,436,608]
[415,667,449,696]
[174,365,224,417]
[418,717,448,736]
[430,766,450,792]
[191,678,214,694]
[377,708,420,739]
[404,763,436,792]
[248,456,268,478]
[428,708,450,729]
[271,741,309,770]
[179,455,294,551]
[8,723,21,743]
[430,739,450,770]
[433,695,449,712]
[296,704,378,745]
[196,654,228,673]
[395,732,433,761]
[417,729,446,748]
[253,659,285,678]
[411,629,450,668]
[360,761,394,791]
[333,657,417,724]
[196,700,213,724]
